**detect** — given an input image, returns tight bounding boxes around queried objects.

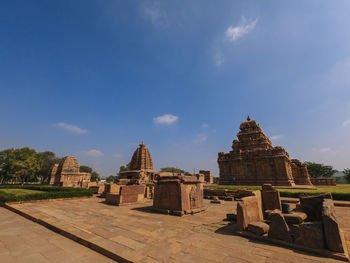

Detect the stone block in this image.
[237,195,263,231]
[322,199,346,253]
[268,212,293,243]
[153,175,204,215]
[283,212,307,225]
[105,185,145,205]
[248,221,269,236]
[290,222,325,249]
[300,193,332,221]
[261,184,281,211]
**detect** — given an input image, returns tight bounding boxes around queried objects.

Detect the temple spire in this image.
[247,115,251,121]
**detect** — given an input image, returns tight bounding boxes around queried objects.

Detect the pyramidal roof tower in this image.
[130,142,154,171]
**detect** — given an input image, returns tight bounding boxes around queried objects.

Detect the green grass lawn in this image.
[205,185,350,201]
[0,185,93,202]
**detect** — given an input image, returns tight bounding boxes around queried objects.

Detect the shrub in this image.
[0,184,93,202]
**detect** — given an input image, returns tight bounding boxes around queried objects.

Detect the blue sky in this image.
[1,1,350,177]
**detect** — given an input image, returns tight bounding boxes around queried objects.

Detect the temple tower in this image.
[130,142,154,171]
[218,117,312,186]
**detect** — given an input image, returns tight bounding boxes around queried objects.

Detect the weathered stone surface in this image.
[237,195,263,231]
[290,222,325,249]
[268,212,293,243]
[199,170,214,184]
[283,212,307,225]
[261,184,281,211]
[322,199,346,253]
[50,156,91,187]
[105,185,145,205]
[300,193,332,221]
[218,117,312,186]
[248,221,270,236]
[153,175,204,215]
[226,213,237,221]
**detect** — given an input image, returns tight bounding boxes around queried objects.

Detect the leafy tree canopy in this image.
[305,162,338,178]
[160,167,191,175]
[106,175,117,183]
[80,165,100,182]
[344,168,350,183]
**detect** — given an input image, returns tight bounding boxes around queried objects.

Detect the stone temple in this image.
[218,117,312,186]
[118,142,158,183]
[50,156,91,187]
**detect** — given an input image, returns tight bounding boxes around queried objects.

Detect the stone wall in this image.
[310,178,336,186]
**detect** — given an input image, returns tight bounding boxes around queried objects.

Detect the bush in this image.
[0,184,93,202]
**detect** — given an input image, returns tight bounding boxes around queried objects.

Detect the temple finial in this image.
[247,115,251,121]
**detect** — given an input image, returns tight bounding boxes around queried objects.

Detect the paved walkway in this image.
[0,207,115,263]
[5,197,347,263]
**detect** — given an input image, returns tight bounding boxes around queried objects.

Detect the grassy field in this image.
[205,185,350,201]
[0,185,93,202]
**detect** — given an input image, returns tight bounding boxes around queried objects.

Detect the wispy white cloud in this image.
[193,134,208,143]
[54,122,87,134]
[201,123,209,128]
[153,114,178,125]
[225,17,258,42]
[81,149,104,157]
[270,134,283,141]
[143,6,167,25]
[342,119,350,127]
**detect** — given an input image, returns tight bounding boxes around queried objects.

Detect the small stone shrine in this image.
[152,174,205,216]
[118,142,158,183]
[105,185,145,206]
[50,156,91,187]
[218,117,312,186]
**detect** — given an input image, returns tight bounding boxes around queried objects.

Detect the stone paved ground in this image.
[6,197,349,263]
[0,207,115,263]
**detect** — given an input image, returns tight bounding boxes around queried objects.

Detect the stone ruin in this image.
[105,185,146,206]
[199,170,214,184]
[218,117,312,186]
[50,156,91,187]
[233,184,348,260]
[152,174,205,216]
[118,142,159,184]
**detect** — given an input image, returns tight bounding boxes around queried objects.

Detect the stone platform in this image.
[5,197,350,263]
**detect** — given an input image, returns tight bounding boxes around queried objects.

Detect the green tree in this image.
[37,151,61,184]
[106,175,117,183]
[160,167,191,175]
[80,165,100,182]
[117,163,130,176]
[305,162,338,178]
[11,147,41,184]
[80,165,93,173]
[344,168,350,183]
[0,148,15,184]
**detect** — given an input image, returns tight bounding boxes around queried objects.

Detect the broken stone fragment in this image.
[248,221,270,236]
[290,222,325,249]
[322,199,346,253]
[283,211,307,225]
[268,212,293,243]
[299,193,332,221]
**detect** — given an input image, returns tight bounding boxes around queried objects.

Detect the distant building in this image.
[118,142,158,183]
[218,117,312,186]
[50,156,91,187]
